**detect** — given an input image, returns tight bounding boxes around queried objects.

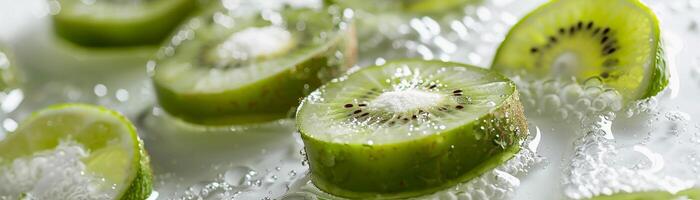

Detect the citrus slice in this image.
[0,104,152,199]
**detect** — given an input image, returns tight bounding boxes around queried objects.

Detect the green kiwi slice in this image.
[53,0,197,47]
[153,2,356,125]
[590,188,700,200]
[334,0,478,14]
[296,60,527,198]
[492,0,667,104]
[0,104,152,200]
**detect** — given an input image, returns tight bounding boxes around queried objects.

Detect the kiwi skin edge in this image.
[299,62,528,199]
[154,24,357,126]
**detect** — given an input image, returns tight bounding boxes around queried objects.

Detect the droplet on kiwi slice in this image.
[153,1,357,125]
[296,60,528,198]
[492,0,667,105]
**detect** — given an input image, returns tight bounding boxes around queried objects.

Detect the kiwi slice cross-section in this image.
[296,60,527,198]
[53,0,197,47]
[492,0,667,104]
[153,1,356,125]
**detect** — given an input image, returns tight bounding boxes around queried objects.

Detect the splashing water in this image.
[563,114,694,199]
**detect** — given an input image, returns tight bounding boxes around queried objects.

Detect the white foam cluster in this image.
[563,115,694,199]
[513,77,623,121]
[0,141,114,200]
[215,26,292,61]
[369,89,444,113]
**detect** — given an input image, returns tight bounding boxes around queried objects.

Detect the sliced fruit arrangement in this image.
[590,188,700,200]
[0,104,152,200]
[0,47,19,91]
[153,0,357,125]
[334,0,478,14]
[297,60,528,198]
[53,0,197,47]
[491,0,667,104]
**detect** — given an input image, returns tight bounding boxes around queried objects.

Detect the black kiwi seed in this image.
[530,47,539,53]
[592,28,601,35]
[344,104,353,108]
[606,48,617,55]
[569,26,576,35]
[602,27,610,34]
[429,84,437,89]
[559,28,565,34]
[549,36,558,43]
[603,58,619,67]
[361,113,369,117]
[412,115,417,119]
[600,72,610,78]
[576,21,583,30]
[358,103,367,107]
[601,36,609,44]
[353,110,362,114]
[456,105,464,109]
[586,21,593,29]
[453,90,462,93]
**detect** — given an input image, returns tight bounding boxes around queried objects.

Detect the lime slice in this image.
[0,104,152,199]
[53,0,198,47]
[297,60,528,198]
[153,1,356,125]
[491,0,667,104]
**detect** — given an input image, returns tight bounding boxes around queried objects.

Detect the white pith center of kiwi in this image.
[215,26,293,61]
[369,89,445,113]
[551,51,580,77]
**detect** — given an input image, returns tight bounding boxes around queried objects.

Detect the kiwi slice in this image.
[153,2,356,125]
[491,0,667,104]
[333,0,478,14]
[590,188,700,200]
[296,60,527,198]
[53,0,197,47]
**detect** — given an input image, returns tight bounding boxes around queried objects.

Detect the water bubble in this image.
[2,118,17,132]
[1,89,23,113]
[93,84,107,97]
[224,166,255,187]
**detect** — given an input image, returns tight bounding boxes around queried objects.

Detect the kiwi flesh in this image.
[53,0,198,47]
[296,60,527,198]
[492,0,667,104]
[153,2,357,125]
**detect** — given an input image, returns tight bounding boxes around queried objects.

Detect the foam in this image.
[0,141,114,199]
[369,89,444,113]
[215,26,292,61]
